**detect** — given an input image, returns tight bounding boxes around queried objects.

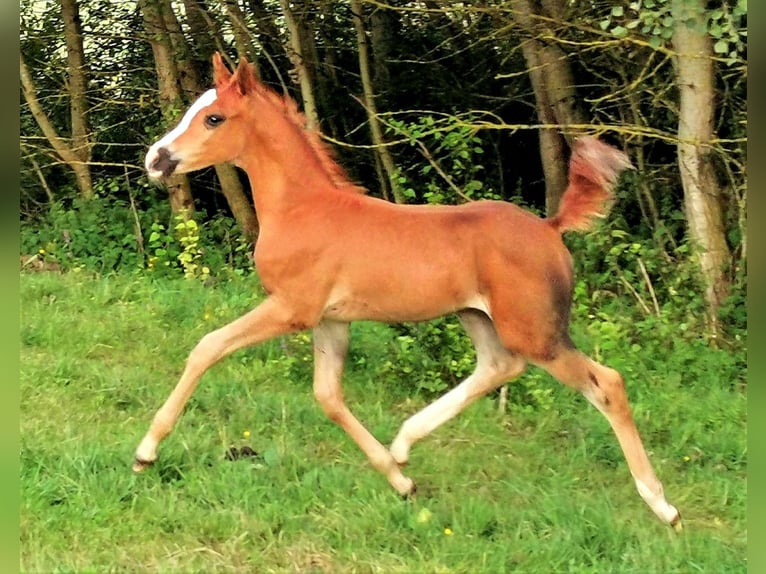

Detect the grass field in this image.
[20,271,746,573]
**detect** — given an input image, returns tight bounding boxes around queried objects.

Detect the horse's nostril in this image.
[149,147,180,178]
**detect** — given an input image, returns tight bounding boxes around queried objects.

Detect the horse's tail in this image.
[548,137,633,234]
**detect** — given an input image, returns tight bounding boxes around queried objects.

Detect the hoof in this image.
[670,511,683,533]
[401,481,417,500]
[132,457,155,473]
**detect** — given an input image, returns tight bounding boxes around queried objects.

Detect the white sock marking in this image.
[635,479,678,523]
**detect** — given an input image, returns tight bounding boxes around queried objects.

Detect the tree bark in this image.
[60,0,93,198]
[20,53,93,199]
[159,0,198,99]
[139,0,195,214]
[221,0,258,61]
[510,0,585,215]
[278,0,320,129]
[369,4,396,94]
[182,0,260,240]
[350,0,404,203]
[213,165,259,239]
[671,0,731,336]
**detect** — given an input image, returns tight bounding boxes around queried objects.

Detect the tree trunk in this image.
[350,0,404,203]
[20,53,93,199]
[278,0,320,129]
[60,0,93,198]
[179,0,260,240]
[21,0,93,199]
[249,0,287,78]
[139,0,195,214]
[315,0,352,144]
[214,165,259,239]
[672,0,731,336]
[159,0,198,99]
[511,0,585,215]
[221,0,258,61]
[369,4,396,95]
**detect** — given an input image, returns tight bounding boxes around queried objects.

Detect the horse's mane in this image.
[256,85,365,194]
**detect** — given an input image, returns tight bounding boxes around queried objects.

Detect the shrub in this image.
[20,191,254,279]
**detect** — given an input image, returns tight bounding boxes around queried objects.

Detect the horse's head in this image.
[145,53,257,179]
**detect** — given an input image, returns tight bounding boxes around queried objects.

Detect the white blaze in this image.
[144,89,218,176]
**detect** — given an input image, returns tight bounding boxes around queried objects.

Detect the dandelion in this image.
[38,248,46,255]
[243,430,251,439]
[683,455,691,462]
[443,527,453,536]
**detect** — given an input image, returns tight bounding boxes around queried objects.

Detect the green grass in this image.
[20,271,746,573]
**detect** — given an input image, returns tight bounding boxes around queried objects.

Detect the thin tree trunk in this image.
[60,0,93,198]
[318,1,340,88]
[139,0,195,214]
[279,0,320,129]
[180,0,260,240]
[214,166,259,239]
[511,0,585,215]
[29,155,55,204]
[20,53,93,199]
[622,75,663,233]
[369,4,396,95]
[672,0,731,337]
[184,0,233,66]
[350,0,404,203]
[246,0,289,92]
[160,0,198,98]
[316,0,351,144]
[221,0,257,61]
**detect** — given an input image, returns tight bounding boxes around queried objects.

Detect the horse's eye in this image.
[204,114,225,128]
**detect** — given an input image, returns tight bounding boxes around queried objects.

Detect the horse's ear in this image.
[212,52,232,89]
[232,56,258,96]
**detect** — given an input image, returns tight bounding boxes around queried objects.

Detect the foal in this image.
[137,53,680,529]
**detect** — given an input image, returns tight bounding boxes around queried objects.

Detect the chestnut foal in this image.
[137,53,680,529]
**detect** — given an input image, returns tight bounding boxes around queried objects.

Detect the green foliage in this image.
[145,219,177,274]
[380,319,476,396]
[21,195,146,273]
[707,1,748,62]
[567,220,705,325]
[376,318,560,413]
[21,191,255,280]
[175,217,210,281]
[386,115,500,205]
[600,0,747,64]
[147,212,210,281]
[601,1,675,47]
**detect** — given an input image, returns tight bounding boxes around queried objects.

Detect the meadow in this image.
[20,270,746,573]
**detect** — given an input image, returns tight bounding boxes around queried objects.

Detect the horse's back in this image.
[307,195,575,333]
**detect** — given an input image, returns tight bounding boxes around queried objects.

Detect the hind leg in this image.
[535,346,681,529]
[390,310,526,465]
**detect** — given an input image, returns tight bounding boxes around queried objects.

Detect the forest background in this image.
[20,0,746,335]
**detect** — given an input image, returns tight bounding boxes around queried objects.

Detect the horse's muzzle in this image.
[146,146,179,179]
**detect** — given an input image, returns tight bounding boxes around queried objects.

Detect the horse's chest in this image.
[253,237,323,293]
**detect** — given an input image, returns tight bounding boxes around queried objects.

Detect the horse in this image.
[137,52,680,530]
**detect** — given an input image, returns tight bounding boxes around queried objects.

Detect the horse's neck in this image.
[237,118,335,218]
